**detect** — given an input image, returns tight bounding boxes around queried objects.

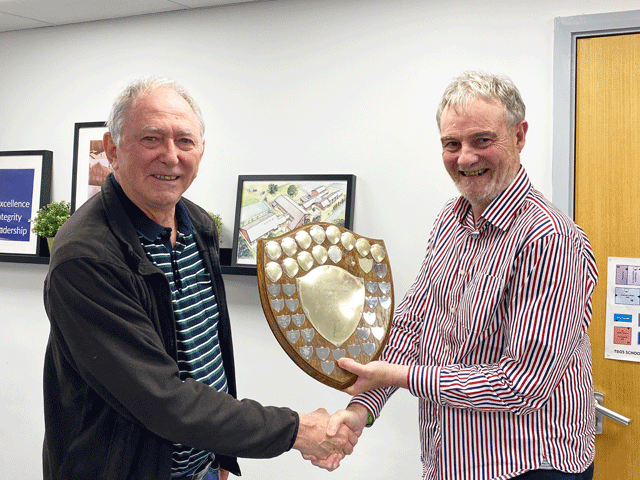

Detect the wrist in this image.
[375,361,410,389]
[292,412,318,453]
[389,363,411,389]
[347,403,371,429]
[292,412,308,452]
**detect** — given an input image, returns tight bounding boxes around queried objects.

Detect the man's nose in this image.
[161,140,180,164]
[457,144,478,166]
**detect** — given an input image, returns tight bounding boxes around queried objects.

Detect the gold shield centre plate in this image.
[297,265,365,347]
[257,222,393,389]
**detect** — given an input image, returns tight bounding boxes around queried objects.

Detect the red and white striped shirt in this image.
[352,168,597,479]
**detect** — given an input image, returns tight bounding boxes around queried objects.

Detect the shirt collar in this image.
[452,166,531,232]
[109,174,194,241]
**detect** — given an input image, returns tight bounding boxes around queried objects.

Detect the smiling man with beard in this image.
[318,71,598,480]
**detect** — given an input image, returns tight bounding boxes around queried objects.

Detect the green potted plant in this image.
[30,200,71,252]
[207,212,223,242]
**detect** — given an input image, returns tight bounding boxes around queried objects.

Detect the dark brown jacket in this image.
[43,176,298,479]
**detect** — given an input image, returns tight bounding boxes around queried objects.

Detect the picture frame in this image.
[71,121,109,213]
[0,150,52,263]
[229,174,356,275]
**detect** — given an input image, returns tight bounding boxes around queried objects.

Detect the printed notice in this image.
[0,169,34,243]
[605,257,640,362]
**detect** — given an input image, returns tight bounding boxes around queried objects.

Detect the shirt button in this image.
[450,306,456,313]
[459,269,466,276]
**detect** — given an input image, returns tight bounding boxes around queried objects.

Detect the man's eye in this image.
[177,138,197,149]
[143,136,157,142]
[443,142,459,151]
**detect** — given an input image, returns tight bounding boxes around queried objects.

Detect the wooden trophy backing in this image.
[256,222,393,390]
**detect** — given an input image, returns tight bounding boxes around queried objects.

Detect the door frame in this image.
[552,9,640,218]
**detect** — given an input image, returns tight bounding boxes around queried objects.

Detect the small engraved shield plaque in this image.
[257,222,393,389]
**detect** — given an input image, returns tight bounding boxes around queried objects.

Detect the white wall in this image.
[1,0,639,478]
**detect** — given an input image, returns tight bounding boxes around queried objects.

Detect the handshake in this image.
[291,357,405,471]
[292,403,369,471]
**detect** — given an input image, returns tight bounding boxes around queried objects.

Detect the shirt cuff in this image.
[407,364,440,403]
[348,391,386,420]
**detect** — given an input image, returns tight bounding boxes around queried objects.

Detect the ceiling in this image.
[0,0,263,33]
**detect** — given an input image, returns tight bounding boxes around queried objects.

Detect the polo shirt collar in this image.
[109,174,194,242]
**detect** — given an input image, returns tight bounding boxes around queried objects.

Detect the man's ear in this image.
[103,132,119,171]
[515,120,528,152]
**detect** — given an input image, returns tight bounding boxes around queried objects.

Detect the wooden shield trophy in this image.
[256,222,393,389]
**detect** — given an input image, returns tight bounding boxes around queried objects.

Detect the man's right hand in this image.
[293,408,359,471]
[302,404,369,471]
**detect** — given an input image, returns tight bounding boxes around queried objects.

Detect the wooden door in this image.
[574,32,640,480]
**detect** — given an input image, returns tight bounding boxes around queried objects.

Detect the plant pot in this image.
[46,237,55,253]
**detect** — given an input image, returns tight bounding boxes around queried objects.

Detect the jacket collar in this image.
[99,175,158,275]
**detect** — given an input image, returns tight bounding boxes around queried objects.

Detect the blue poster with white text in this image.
[0,169,35,243]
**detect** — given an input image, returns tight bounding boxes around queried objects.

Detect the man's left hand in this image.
[338,358,410,396]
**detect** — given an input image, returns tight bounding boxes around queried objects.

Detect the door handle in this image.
[594,391,632,434]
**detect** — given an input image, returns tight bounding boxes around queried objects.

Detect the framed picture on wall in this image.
[71,121,109,213]
[230,174,356,275]
[0,150,52,262]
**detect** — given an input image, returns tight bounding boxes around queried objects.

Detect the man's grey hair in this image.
[436,71,526,131]
[106,75,205,146]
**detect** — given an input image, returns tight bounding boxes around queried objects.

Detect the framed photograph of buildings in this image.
[71,121,109,213]
[230,174,356,275]
[0,150,52,262]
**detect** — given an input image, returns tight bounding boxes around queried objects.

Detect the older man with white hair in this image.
[42,76,357,480]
